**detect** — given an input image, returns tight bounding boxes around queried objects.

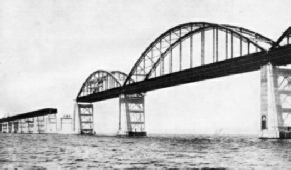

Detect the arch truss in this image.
[77,70,131,98]
[124,22,274,85]
[273,27,291,48]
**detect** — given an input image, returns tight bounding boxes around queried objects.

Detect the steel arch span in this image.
[77,70,130,98]
[76,22,291,103]
[73,22,291,139]
[124,22,275,85]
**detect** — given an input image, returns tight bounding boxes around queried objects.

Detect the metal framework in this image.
[13,121,19,133]
[75,22,291,138]
[2,123,7,133]
[273,27,291,48]
[124,22,274,85]
[37,116,45,133]
[27,118,34,133]
[47,114,57,133]
[77,104,94,134]
[119,94,146,136]
[77,70,136,135]
[260,64,291,139]
[19,119,26,133]
[8,122,12,133]
[77,70,131,98]
[0,108,57,134]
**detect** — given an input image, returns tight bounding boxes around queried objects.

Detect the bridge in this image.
[1,22,290,138]
[75,22,291,138]
[0,108,57,134]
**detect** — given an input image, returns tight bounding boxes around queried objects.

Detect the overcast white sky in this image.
[0,0,290,135]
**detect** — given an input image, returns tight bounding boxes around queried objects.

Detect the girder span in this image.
[77,70,130,99]
[124,22,274,85]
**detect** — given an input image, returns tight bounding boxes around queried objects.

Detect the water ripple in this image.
[0,133,290,168]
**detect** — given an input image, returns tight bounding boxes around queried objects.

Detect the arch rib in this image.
[124,22,273,86]
[145,25,266,79]
[77,70,123,99]
[272,27,291,48]
[222,24,275,45]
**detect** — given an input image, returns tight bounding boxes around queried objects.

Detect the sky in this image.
[0,0,290,135]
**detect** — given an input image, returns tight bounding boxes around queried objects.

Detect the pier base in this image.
[260,64,291,139]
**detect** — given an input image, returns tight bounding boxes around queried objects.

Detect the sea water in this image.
[0,133,291,169]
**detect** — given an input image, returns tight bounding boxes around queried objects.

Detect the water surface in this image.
[0,133,290,169]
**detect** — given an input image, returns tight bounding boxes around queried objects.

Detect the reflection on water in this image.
[0,133,290,168]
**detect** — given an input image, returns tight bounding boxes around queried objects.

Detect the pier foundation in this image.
[260,64,291,139]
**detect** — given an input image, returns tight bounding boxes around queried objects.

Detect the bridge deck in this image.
[0,108,57,123]
[77,45,291,103]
